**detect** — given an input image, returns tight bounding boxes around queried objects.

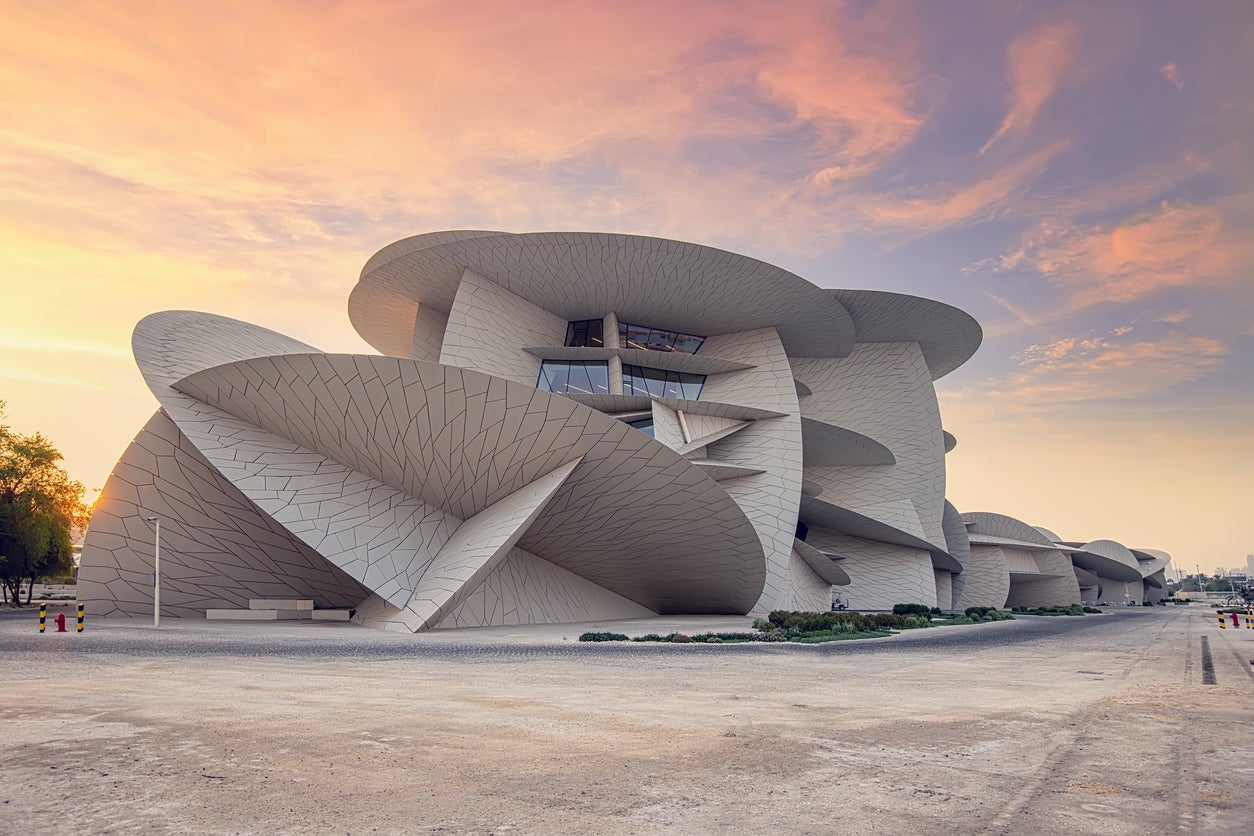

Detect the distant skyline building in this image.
[79,231,1169,629]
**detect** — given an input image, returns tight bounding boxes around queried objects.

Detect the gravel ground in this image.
[1,606,1250,834]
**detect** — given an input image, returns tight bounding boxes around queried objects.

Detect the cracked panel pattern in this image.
[79,411,369,618]
[140,394,461,608]
[778,548,834,612]
[1099,577,1146,604]
[649,401,686,450]
[410,305,449,362]
[951,544,1011,609]
[175,355,764,614]
[804,527,937,609]
[698,327,803,614]
[353,232,856,358]
[349,230,504,358]
[933,570,953,610]
[357,459,580,632]
[88,231,1012,630]
[950,514,1020,610]
[963,511,1079,607]
[126,314,764,624]
[793,342,947,552]
[826,289,982,380]
[434,546,656,628]
[942,500,971,568]
[440,269,566,384]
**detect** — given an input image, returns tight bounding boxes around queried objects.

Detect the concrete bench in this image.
[248,599,313,610]
[206,608,312,621]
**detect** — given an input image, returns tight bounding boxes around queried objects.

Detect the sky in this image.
[1,0,1250,575]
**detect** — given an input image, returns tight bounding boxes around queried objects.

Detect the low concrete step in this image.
[206,609,312,621]
[248,599,313,611]
[311,609,353,621]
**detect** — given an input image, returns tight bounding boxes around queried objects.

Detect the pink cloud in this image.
[1159,62,1184,90]
[0,0,932,254]
[1003,333,1226,404]
[855,143,1066,232]
[942,332,1228,430]
[996,202,1241,307]
[980,21,1075,155]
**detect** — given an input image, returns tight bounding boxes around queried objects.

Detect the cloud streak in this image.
[1000,202,1237,308]
[1000,332,1225,404]
[980,21,1075,155]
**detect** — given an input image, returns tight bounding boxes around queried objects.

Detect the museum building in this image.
[78,231,1168,630]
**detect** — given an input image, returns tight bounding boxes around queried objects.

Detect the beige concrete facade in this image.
[79,231,1168,629]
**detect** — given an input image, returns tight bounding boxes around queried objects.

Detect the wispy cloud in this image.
[1159,62,1184,90]
[985,201,1241,308]
[980,21,1075,155]
[0,1,934,258]
[855,142,1066,232]
[945,332,1228,417]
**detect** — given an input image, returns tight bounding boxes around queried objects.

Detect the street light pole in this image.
[146,516,160,627]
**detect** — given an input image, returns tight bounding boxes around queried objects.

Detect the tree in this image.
[0,402,90,606]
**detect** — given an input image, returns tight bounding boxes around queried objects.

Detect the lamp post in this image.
[146,516,160,627]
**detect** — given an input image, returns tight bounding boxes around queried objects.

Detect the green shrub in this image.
[752,618,772,631]
[669,633,693,643]
[930,607,942,615]
[752,628,790,642]
[1013,604,1088,616]
[964,606,994,619]
[892,603,932,618]
[578,632,629,642]
[1083,606,1102,613]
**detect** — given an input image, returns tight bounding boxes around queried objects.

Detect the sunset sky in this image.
[1,1,1250,575]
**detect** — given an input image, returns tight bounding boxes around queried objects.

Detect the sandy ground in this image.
[1,606,1251,834]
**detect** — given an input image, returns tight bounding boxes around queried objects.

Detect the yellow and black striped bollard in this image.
[77,603,84,633]
[39,604,46,633]
[1218,610,1226,628]
[1246,610,1253,629]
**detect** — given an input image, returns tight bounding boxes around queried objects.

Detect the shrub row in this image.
[581,631,762,643]
[761,610,932,633]
[1010,604,1087,616]
[891,603,941,617]
[578,632,630,642]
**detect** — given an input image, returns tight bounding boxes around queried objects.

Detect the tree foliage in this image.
[0,402,90,605]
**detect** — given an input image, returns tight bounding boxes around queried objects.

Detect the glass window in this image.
[623,364,705,400]
[564,319,604,348]
[537,360,609,395]
[622,416,655,438]
[617,321,704,355]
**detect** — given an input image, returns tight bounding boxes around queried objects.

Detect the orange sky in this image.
[1,1,1251,574]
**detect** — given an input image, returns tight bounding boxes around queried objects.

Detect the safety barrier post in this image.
[77,603,84,633]
[39,604,46,633]
[1218,610,1226,628]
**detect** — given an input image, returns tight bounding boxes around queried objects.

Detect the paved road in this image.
[1,607,1250,834]
[0,605,1171,662]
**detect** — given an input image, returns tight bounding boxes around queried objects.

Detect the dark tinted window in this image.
[622,416,655,438]
[622,365,705,400]
[537,360,610,395]
[564,319,604,348]
[617,321,704,354]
